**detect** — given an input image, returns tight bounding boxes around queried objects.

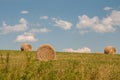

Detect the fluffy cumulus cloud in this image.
[15,32,38,42]
[76,15,99,29]
[76,9,120,34]
[0,18,27,35]
[63,47,91,53]
[52,18,72,30]
[93,24,115,33]
[40,16,48,19]
[15,27,51,42]
[21,10,29,14]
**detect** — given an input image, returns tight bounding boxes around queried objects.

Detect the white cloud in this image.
[102,17,112,25]
[39,28,51,33]
[29,28,51,33]
[15,32,38,42]
[0,18,27,35]
[63,47,91,53]
[20,18,27,24]
[21,10,29,14]
[15,27,50,42]
[109,10,120,26]
[104,7,112,11]
[40,16,48,19]
[93,24,115,33]
[76,10,120,34]
[76,15,99,29]
[53,18,72,30]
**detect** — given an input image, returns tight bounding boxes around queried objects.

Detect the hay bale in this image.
[37,44,56,61]
[20,43,32,51]
[96,52,101,54]
[104,46,116,54]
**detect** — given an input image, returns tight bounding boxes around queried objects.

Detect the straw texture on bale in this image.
[104,46,116,54]
[37,44,56,61]
[20,43,32,51]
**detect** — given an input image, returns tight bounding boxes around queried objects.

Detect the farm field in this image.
[0,50,120,80]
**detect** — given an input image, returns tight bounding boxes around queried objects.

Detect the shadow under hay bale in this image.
[37,44,56,61]
[20,43,32,51]
[104,46,116,54]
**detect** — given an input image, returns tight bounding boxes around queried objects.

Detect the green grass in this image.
[0,50,120,80]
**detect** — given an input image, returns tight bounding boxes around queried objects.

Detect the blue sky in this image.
[0,0,120,53]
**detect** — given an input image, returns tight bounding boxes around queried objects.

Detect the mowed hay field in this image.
[0,50,120,80]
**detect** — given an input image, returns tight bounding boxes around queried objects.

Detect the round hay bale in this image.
[104,46,116,54]
[20,43,32,51]
[37,44,56,61]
